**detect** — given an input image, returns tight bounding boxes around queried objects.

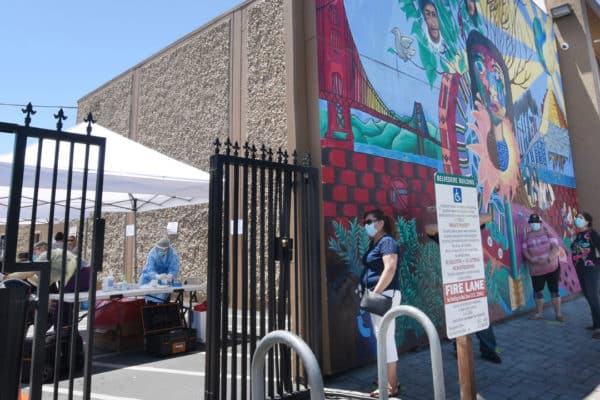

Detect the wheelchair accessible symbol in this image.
[453,187,462,203]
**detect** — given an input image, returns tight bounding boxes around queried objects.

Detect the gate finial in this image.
[251,144,257,159]
[224,137,232,155]
[302,153,312,167]
[292,150,298,165]
[267,147,273,162]
[21,102,36,127]
[283,150,289,164]
[243,142,250,158]
[260,144,267,160]
[233,141,240,156]
[54,108,68,132]
[84,112,96,135]
[213,138,221,154]
[277,148,283,163]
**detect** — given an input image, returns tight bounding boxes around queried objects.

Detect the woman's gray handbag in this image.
[360,290,392,316]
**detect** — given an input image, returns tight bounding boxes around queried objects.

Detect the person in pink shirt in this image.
[522,213,564,321]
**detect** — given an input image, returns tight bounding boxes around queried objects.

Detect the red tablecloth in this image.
[94,298,145,328]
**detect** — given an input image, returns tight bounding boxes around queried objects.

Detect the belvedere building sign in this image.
[434,173,489,339]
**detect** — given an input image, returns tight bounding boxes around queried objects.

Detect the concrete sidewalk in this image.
[324,295,600,399]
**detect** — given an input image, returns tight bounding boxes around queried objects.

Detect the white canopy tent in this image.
[0,122,210,221]
[0,122,210,271]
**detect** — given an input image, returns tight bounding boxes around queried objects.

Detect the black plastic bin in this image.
[0,285,30,400]
[141,303,197,356]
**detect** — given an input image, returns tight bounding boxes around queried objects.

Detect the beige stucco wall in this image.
[547,0,600,221]
[77,74,133,137]
[76,0,289,292]
[246,0,288,148]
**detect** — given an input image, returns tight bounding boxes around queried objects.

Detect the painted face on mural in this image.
[423,3,441,44]
[472,44,507,125]
[466,0,476,17]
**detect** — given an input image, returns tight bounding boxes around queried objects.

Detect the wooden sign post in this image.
[456,335,476,400]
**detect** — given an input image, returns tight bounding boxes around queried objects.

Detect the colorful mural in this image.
[317,0,579,372]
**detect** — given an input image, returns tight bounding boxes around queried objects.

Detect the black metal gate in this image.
[0,106,105,400]
[205,139,322,400]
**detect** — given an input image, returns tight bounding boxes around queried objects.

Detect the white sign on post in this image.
[434,173,489,339]
[167,221,179,235]
[125,224,135,237]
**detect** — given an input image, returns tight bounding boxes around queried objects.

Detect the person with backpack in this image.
[570,211,600,339]
[521,213,564,321]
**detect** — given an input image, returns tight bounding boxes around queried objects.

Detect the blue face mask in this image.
[157,248,168,257]
[529,223,541,231]
[575,217,586,228]
[365,223,378,238]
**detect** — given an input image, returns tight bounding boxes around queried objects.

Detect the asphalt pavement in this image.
[21,295,600,399]
[324,295,600,399]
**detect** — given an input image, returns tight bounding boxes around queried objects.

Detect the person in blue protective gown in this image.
[138,237,180,303]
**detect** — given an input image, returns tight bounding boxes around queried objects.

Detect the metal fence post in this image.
[251,330,324,400]
[377,305,446,400]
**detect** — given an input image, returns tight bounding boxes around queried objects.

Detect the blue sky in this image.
[0,0,243,154]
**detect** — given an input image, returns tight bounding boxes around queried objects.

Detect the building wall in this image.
[78,74,133,138]
[73,0,598,376]
[547,0,600,222]
[315,0,580,372]
[76,0,288,290]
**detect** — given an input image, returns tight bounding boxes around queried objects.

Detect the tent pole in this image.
[133,197,138,281]
[123,217,127,281]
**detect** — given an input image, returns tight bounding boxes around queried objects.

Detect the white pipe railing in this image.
[251,330,324,400]
[377,305,445,400]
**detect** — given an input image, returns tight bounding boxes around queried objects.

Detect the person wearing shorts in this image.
[522,213,564,321]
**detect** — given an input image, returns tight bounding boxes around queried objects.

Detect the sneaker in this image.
[592,329,600,339]
[481,352,502,364]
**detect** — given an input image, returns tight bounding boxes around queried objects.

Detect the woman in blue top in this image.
[360,209,401,398]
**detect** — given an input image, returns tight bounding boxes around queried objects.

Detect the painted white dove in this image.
[391,27,415,62]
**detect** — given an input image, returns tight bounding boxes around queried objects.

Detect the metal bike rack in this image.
[251,330,324,400]
[377,305,446,400]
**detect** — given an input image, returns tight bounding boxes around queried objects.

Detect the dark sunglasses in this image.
[364,218,379,225]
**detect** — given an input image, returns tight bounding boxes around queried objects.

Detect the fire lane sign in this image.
[434,173,489,339]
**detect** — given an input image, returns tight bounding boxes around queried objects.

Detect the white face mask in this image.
[530,223,541,231]
[365,223,378,238]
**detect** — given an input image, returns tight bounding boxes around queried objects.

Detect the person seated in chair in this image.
[8,241,80,331]
[8,241,78,290]
[138,237,180,304]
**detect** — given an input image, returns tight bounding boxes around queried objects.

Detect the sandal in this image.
[555,315,565,322]
[370,386,400,398]
[528,314,542,320]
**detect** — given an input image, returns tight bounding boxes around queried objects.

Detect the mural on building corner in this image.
[317,0,579,372]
